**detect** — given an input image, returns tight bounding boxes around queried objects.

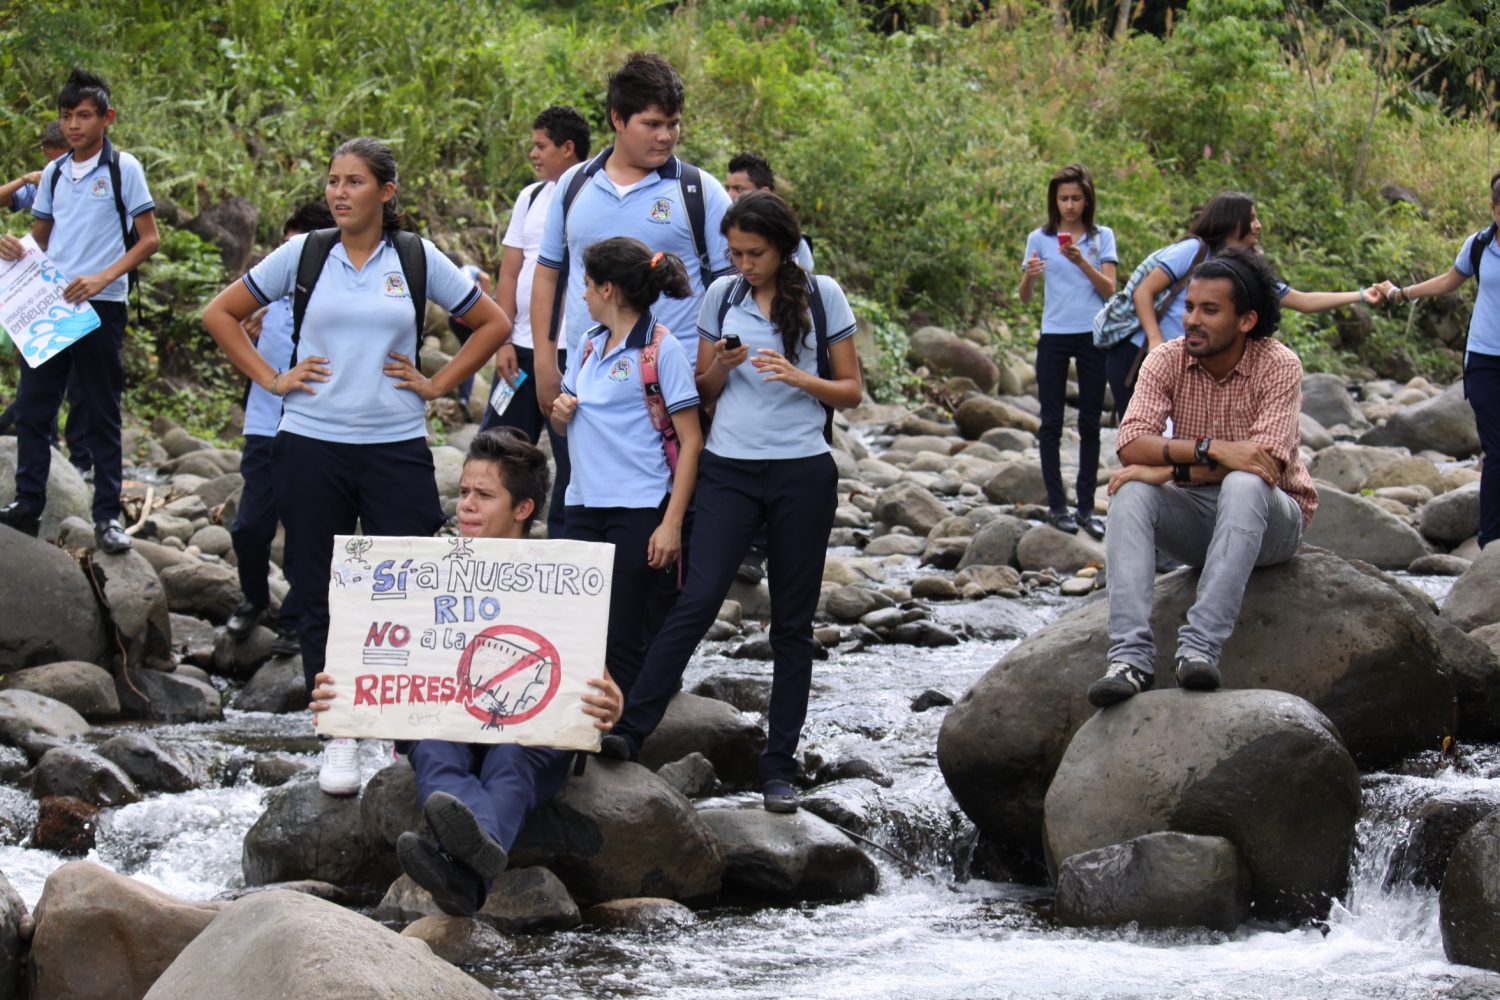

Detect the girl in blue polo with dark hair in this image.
[203,136,511,796]
[601,191,863,814]
[549,236,703,700]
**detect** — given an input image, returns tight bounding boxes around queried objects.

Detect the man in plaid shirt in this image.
[1089,246,1318,708]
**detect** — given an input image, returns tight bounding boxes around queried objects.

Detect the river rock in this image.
[873,481,948,535]
[0,689,88,760]
[1409,554,1472,575]
[211,625,279,679]
[1363,456,1446,495]
[1388,791,1500,890]
[0,661,119,719]
[979,426,1037,452]
[143,889,493,1000]
[32,745,140,808]
[0,872,24,1000]
[159,447,241,478]
[699,807,879,902]
[954,396,1039,438]
[1054,831,1251,932]
[510,759,725,906]
[911,575,958,600]
[32,795,99,855]
[97,732,199,794]
[376,867,580,932]
[91,548,173,668]
[29,860,220,1000]
[359,760,422,852]
[938,549,1457,867]
[0,439,91,542]
[1045,690,1359,922]
[187,524,232,557]
[243,779,395,898]
[638,692,765,791]
[169,613,218,668]
[1302,484,1432,568]
[158,560,242,624]
[955,514,1030,570]
[908,327,999,392]
[981,462,1049,507]
[116,666,223,723]
[1305,443,1403,493]
[1016,524,1105,574]
[929,595,1045,640]
[1362,382,1480,457]
[399,914,508,965]
[1301,373,1370,432]
[1299,413,1335,451]
[584,897,695,930]
[233,656,307,713]
[195,472,244,510]
[1441,812,1500,972]
[1443,544,1500,633]
[1421,482,1482,546]
[0,529,109,670]
[656,751,720,798]
[693,673,772,713]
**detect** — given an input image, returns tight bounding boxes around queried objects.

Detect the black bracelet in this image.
[1173,463,1192,485]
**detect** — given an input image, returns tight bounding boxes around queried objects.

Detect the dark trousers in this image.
[614,451,838,783]
[13,301,125,521]
[272,432,444,693]
[1465,350,1500,548]
[563,502,668,698]
[409,740,571,890]
[506,348,571,539]
[1104,337,1143,425]
[1036,333,1105,514]
[232,435,299,629]
[0,373,88,468]
[479,345,544,446]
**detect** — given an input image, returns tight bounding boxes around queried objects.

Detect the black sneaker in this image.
[1076,512,1106,540]
[736,558,766,584]
[762,779,799,813]
[1175,653,1222,692]
[396,831,482,917]
[1048,510,1080,534]
[269,627,300,658]
[94,518,132,554]
[0,501,41,537]
[423,791,507,881]
[225,600,265,640]
[1087,661,1155,708]
[598,733,633,761]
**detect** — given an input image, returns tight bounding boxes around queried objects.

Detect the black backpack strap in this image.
[46,153,64,202]
[391,230,429,372]
[550,150,610,344]
[291,228,341,363]
[526,182,545,210]
[808,276,834,444]
[716,276,747,332]
[1470,223,1497,278]
[676,161,713,289]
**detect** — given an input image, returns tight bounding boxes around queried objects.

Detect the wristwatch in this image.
[1195,437,1219,470]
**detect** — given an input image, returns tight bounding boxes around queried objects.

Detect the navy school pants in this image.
[1036,332,1106,514]
[478,344,545,446]
[13,301,125,521]
[612,451,838,784]
[1465,350,1500,549]
[272,432,444,693]
[1104,337,1143,425]
[231,434,299,629]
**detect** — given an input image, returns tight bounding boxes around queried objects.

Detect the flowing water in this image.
[0,570,1493,999]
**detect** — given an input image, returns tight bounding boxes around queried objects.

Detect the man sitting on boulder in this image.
[1088,247,1318,707]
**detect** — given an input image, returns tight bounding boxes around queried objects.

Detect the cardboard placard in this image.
[0,235,100,366]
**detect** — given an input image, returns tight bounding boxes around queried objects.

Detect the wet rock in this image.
[243,779,395,898]
[0,871,23,1000]
[952,564,1025,596]
[169,613,218,668]
[954,396,1038,438]
[911,576,958,600]
[823,586,893,623]
[97,733,199,794]
[1045,690,1359,922]
[510,760,724,906]
[800,779,888,836]
[729,634,774,660]
[692,673,771,713]
[639,692,765,792]
[29,860,220,1000]
[251,755,315,787]
[359,760,422,852]
[233,656,307,713]
[873,481,949,535]
[1408,554,1472,576]
[0,690,88,760]
[1055,832,1252,932]
[1441,812,1500,972]
[1421,482,1482,546]
[1060,576,1096,596]
[1361,382,1480,458]
[92,548,173,668]
[376,868,580,932]
[815,756,893,788]
[1305,443,1403,493]
[939,549,1458,868]
[1388,791,1500,890]
[1302,484,1432,569]
[144,889,493,1000]
[955,514,1029,569]
[1423,614,1500,741]
[929,596,1045,640]
[213,880,353,905]
[909,327,998,393]
[656,752,718,798]
[116,666,223,723]
[159,560,242,623]
[889,621,960,646]
[0,439,92,542]
[1301,373,1371,432]
[31,796,99,856]
[699,807,879,902]
[1441,543,1500,633]
[584,897,695,930]
[1016,524,1105,574]
[0,661,119,719]
[0,529,109,671]
[910,688,954,712]
[32,746,140,808]
[399,914,508,965]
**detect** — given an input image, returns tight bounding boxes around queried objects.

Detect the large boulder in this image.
[0,660,119,719]
[1441,812,1500,972]
[168,613,218,668]
[1045,690,1360,922]
[0,871,24,1000]
[1361,382,1480,457]
[31,795,99,856]
[97,733,200,794]
[698,807,879,902]
[638,692,765,791]
[1421,482,1482,546]
[981,462,1048,506]
[1300,373,1370,432]
[0,439,91,542]
[116,666,223,723]
[510,759,724,906]
[32,746,140,807]
[1305,443,1405,493]
[1054,831,1251,932]
[955,514,1030,570]
[1388,790,1500,890]
[938,549,1457,867]
[1442,544,1500,633]
[0,529,109,670]
[954,396,1038,439]
[232,656,307,714]
[92,549,172,668]
[1362,455,1446,495]
[178,197,259,273]
[908,326,999,392]
[1015,524,1105,574]
[243,779,396,899]
[0,689,89,760]
[27,861,219,1000]
[143,890,493,1000]
[158,561,242,623]
[1302,484,1432,568]
[399,915,507,966]
[375,868,581,932]
[872,481,949,535]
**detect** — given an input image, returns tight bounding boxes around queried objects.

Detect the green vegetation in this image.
[1,0,1495,425]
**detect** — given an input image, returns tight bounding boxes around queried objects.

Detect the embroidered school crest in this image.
[608,357,632,381]
[383,272,408,297]
[89,177,110,199]
[648,198,671,224]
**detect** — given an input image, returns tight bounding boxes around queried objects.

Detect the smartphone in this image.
[724,335,742,351]
[1057,233,1073,249]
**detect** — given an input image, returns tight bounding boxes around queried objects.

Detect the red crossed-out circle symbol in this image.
[454,624,562,726]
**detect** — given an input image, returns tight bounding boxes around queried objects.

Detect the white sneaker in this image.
[318,738,361,796]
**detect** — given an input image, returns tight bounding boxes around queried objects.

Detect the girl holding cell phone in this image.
[1018,163,1116,538]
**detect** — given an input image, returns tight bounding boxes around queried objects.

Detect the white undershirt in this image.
[69,150,102,180]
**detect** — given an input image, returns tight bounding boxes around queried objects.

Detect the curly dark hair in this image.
[721,191,811,363]
[1190,246,1283,339]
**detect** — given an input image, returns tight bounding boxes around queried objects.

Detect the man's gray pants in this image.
[1106,470,1304,671]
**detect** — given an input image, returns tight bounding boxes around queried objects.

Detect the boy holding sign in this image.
[310,429,622,916]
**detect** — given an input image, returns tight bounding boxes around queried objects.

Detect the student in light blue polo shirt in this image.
[551,237,703,697]
[202,137,511,797]
[0,70,161,554]
[0,122,67,215]
[1377,169,1500,549]
[1017,164,1117,538]
[530,54,733,536]
[600,193,863,814]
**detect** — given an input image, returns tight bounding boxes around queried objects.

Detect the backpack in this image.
[548,148,713,342]
[1469,223,1497,279]
[577,322,682,474]
[1092,237,1209,350]
[46,136,140,302]
[716,274,835,444]
[292,227,428,370]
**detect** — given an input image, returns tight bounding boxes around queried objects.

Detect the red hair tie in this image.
[649,252,664,269]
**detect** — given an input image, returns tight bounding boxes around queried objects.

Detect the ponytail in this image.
[722,191,811,362]
[582,238,691,313]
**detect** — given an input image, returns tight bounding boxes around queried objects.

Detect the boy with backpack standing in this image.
[0,70,161,553]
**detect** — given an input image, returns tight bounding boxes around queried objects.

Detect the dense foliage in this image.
[0,0,1495,426]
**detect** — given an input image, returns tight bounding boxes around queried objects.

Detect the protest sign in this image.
[0,235,100,366]
[317,534,614,751]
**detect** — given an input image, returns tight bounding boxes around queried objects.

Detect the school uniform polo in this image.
[242,297,294,438]
[538,154,734,355]
[31,138,153,303]
[1021,226,1118,333]
[9,183,37,213]
[1456,230,1500,358]
[1132,237,1291,347]
[560,311,698,508]
[242,233,481,444]
[696,274,856,460]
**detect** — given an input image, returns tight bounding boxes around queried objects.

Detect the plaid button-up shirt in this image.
[1118,337,1318,525]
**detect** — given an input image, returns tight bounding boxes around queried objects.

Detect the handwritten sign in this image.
[317,534,613,750]
[0,235,100,367]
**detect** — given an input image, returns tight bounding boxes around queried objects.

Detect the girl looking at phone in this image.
[1018,163,1116,537]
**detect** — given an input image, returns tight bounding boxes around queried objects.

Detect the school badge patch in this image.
[89,177,111,199]
[648,198,671,224]
[608,357,632,381]
[383,272,409,297]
